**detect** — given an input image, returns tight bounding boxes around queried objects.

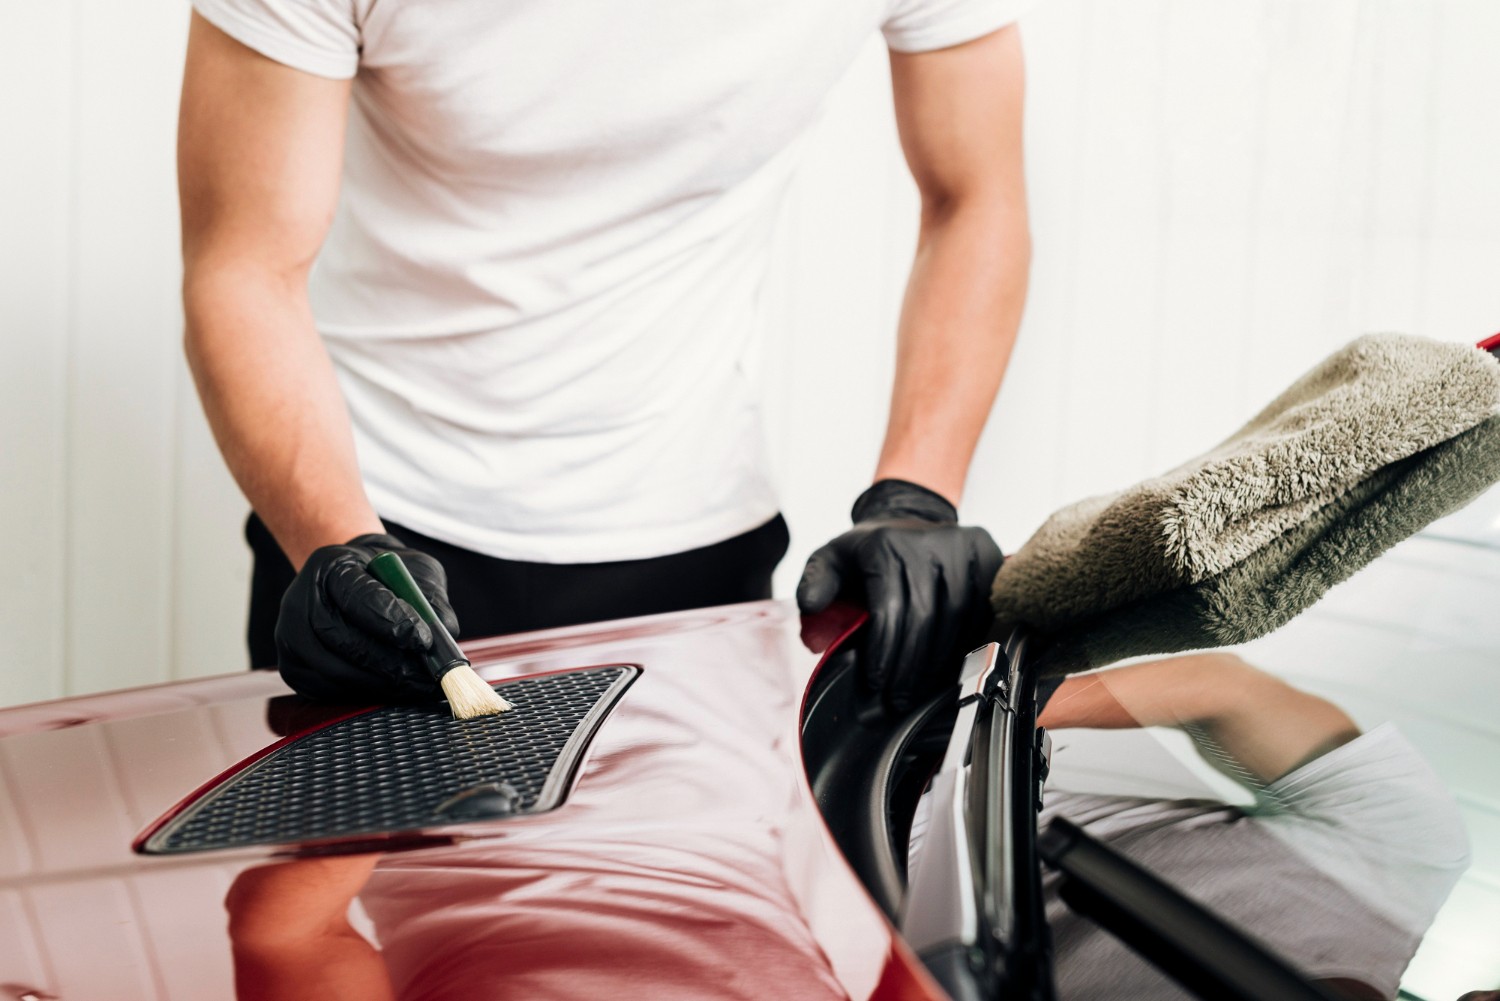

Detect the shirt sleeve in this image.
[191,0,360,80]
[880,0,1035,54]
[1252,723,1471,938]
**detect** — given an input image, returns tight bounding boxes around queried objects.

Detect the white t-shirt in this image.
[190,0,1031,562]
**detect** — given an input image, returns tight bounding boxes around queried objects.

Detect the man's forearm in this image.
[185,262,383,569]
[179,13,366,571]
[874,195,1029,505]
[1040,654,1361,785]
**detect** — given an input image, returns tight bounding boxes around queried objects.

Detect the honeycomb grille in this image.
[142,665,637,854]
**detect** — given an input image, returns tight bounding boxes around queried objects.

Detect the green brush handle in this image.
[367,551,469,681]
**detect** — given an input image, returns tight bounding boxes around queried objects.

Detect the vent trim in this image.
[139,665,638,855]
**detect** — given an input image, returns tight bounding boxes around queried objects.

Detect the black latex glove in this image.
[275,533,461,704]
[797,479,1004,714]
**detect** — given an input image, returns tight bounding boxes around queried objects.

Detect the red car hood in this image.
[0,600,944,1001]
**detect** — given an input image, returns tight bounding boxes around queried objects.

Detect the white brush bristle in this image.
[440,664,513,720]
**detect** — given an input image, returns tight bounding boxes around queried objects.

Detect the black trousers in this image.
[246,513,790,669]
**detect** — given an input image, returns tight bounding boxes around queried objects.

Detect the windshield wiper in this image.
[1038,818,1347,1001]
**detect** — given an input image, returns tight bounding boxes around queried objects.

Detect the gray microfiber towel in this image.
[992,334,1500,673]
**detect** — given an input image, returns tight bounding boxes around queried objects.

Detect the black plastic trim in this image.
[801,646,953,918]
[143,665,638,854]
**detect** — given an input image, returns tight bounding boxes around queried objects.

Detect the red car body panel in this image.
[0,600,947,1001]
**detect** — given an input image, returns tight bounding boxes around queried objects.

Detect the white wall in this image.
[0,0,246,707]
[3,0,1500,705]
[767,0,1500,598]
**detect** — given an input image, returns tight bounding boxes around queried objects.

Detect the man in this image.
[178,0,1028,709]
[1037,653,1470,1000]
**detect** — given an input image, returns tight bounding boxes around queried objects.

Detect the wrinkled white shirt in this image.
[191,0,1031,561]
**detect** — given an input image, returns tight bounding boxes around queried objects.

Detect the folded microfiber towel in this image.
[992,333,1500,673]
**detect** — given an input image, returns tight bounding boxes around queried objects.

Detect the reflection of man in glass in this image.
[1037,653,1470,1000]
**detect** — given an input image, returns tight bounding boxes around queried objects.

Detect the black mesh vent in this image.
[142,665,637,855]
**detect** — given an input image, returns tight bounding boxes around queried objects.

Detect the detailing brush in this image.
[367,551,513,720]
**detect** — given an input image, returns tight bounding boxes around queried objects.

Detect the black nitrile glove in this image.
[276,533,461,704]
[797,479,1004,715]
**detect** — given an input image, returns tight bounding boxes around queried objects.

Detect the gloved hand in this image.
[797,479,1004,714]
[276,533,461,704]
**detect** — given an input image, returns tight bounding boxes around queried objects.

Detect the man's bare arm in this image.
[880,26,1030,505]
[1039,653,1362,785]
[227,855,393,1001]
[180,13,382,569]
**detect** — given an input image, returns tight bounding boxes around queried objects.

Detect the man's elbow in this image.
[180,252,311,361]
[917,182,1031,262]
[179,202,323,326]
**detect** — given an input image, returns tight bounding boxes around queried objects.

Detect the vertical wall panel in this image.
[1315,5,1382,346]
[1418,1,1500,341]
[1148,4,1269,471]
[64,0,190,693]
[1240,2,1362,406]
[170,358,251,679]
[969,0,1089,544]
[1051,1,1173,506]
[0,0,73,706]
[1350,1,1440,336]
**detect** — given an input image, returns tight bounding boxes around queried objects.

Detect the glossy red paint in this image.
[0,600,946,1001]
